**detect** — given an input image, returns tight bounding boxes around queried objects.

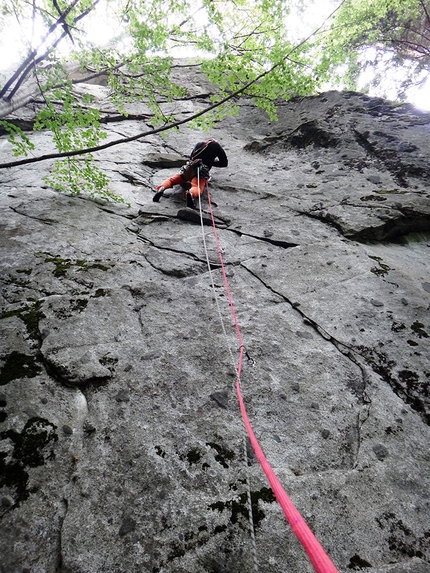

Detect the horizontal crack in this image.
[136,235,221,271]
[293,207,347,236]
[227,228,298,249]
[9,206,56,224]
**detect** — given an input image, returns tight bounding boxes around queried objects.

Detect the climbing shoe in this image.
[153,188,164,202]
[186,192,196,210]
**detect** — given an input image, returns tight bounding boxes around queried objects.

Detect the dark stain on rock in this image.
[155,445,166,458]
[71,298,89,312]
[93,288,107,297]
[410,321,428,339]
[360,194,387,202]
[376,512,428,560]
[210,390,229,409]
[83,421,96,435]
[186,448,202,465]
[353,128,430,186]
[373,443,389,461]
[288,121,339,149]
[44,255,72,277]
[43,253,111,278]
[78,260,110,272]
[356,346,429,424]
[345,374,366,399]
[206,442,235,468]
[391,322,406,332]
[398,370,428,398]
[1,300,44,340]
[62,424,73,436]
[115,389,130,402]
[209,487,276,530]
[165,524,211,564]
[99,355,118,375]
[167,541,186,561]
[118,515,136,536]
[0,417,58,506]
[0,351,42,385]
[348,554,372,569]
[368,255,391,277]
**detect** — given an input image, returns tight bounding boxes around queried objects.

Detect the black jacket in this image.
[191,140,228,169]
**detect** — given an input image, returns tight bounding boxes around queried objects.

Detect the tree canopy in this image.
[0,0,428,201]
[322,0,430,98]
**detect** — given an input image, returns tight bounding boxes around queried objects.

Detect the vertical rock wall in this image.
[1,65,430,573]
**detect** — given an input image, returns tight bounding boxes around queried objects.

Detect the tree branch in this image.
[0,0,347,170]
[418,0,430,27]
[6,29,70,101]
[53,0,75,45]
[0,0,82,99]
[0,0,101,101]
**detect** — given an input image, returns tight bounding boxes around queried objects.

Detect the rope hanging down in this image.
[196,173,259,573]
[199,177,340,573]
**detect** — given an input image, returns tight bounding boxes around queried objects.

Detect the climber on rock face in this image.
[153,139,228,209]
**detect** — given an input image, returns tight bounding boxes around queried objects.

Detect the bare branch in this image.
[417,0,430,27]
[6,29,72,101]
[53,0,75,45]
[178,5,205,29]
[0,0,81,99]
[0,0,101,101]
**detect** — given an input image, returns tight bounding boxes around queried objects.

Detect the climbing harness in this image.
[180,158,210,184]
[196,170,341,573]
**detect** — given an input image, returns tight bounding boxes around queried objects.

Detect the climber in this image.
[153,138,228,209]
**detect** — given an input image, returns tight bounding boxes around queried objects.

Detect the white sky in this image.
[1,0,429,111]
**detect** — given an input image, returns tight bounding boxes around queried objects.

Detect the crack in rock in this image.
[242,261,429,426]
[9,205,56,224]
[55,497,68,573]
[296,203,430,242]
[228,227,298,249]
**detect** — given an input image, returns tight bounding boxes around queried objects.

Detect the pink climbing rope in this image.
[205,184,340,573]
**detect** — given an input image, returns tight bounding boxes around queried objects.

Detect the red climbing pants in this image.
[158,173,207,199]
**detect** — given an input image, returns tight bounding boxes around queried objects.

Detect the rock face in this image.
[1,64,430,573]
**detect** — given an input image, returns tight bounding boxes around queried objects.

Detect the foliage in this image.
[0,0,428,202]
[321,0,430,98]
[44,155,126,203]
[199,1,320,120]
[0,121,35,156]
[0,0,329,202]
